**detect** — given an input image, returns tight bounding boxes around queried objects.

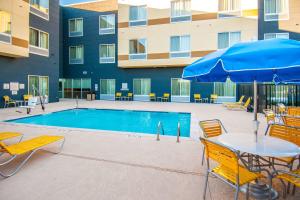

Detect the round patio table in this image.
[211,133,300,158]
[209,133,300,200]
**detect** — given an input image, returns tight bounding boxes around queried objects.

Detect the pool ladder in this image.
[156,121,181,143]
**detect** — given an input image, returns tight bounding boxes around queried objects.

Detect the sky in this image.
[60,0,91,5]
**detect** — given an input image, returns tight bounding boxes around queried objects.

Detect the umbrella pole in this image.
[253,80,259,142]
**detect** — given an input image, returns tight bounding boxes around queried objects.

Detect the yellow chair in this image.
[194,94,202,103]
[23,94,33,101]
[126,92,133,101]
[200,137,264,200]
[274,169,300,196]
[227,97,251,110]
[3,96,16,108]
[287,107,300,116]
[223,95,245,107]
[199,119,227,165]
[149,93,156,101]
[115,92,122,101]
[0,135,65,178]
[210,94,218,103]
[162,93,170,102]
[263,109,275,124]
[282,115,300,128]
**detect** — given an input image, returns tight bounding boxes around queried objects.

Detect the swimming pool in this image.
[7,109,191,137]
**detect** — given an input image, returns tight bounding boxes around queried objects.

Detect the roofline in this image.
[62,0,104,7]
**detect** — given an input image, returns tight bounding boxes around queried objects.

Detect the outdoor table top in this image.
[209,133,300,158]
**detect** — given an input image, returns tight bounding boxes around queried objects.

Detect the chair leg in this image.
[201,146,205,166]
[234,185,239,200]
[203,171,209,200]
[246,183,250,200]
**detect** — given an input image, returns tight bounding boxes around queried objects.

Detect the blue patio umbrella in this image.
[182,39,300,140]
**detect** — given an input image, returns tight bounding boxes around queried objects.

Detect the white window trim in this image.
[129,39,147,60]
[68,18,84,37]
[99,43,116,63]
[264,32,290,39]
[99,14,115,35]
[100,79,116,95]
[29,0,49,21]
[264,0,289,21]
[171,78,191,97]
[69,45,84,65]
[170,35,191,58]
[133,78,151,96]
[129,5,148,25]
[29,27,49,57]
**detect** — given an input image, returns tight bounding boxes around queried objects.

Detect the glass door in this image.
[28,75,39,96]
[39,76,49,96]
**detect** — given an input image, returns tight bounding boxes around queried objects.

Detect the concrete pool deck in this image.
[0,100,299,200]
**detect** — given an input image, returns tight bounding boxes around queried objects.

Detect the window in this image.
[218,31,241,49]
[30,0,49,20]
[28,75,49,97]
[170,35,190,58]
[171,78,190,97]
[100,44,115,63]
[29,28,49,56]
[264,32,289,39]
[218,0,241,18]
[0,11,11,43]
[133,79,151,96]
[59,78,91,99]
[69,18,83,37]
[129,5,147,26]
[264,0,289,21]
[99,14,115,35]
[171,0,191,22]
[100,79,115,95]
[214,78,236,97]
[129,39,147,60]
[69,46,84,64]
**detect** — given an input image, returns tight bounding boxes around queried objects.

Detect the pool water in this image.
[7,109,191,137]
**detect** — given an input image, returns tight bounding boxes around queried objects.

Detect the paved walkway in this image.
[0,100,298,200]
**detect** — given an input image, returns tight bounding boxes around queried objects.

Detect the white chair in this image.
[19,97,38,114]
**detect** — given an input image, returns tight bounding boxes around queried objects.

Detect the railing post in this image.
[156,121,161,141]
[76,96,79,109]
[177,122,180,143]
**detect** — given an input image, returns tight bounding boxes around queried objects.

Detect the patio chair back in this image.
[3,96,10,102]
[116,92,122,97]
[163,93,170,98]
[282,115,300,128]
[210,94,218,99]
[194,94,201,99]
[200,137,239,173]
[199,119,226,138]
[268,124,300,147]
[127,93,133,97]
[23,95,33,101]
[149,93,155,97]
[287,107,300,116]
[28,97,38,107]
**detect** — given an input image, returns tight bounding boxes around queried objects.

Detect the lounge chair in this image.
[282,115,300,127]
[162,93,170,102]
[3,96,16,108]
[194,94,202,103]
[0,135,65,178]
[115,92,122,101]
[19,97,38,114]
[149,93,156,101]
[227,97,251,110]
[210,94,218,103]
[200,137,265,200]
[223,95,245,107]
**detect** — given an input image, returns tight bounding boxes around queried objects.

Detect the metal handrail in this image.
[156,121,164,141]
[76,96,79,108]
[177,122,180,143]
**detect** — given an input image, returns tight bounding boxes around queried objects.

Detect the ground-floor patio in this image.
[0,100,298,200]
